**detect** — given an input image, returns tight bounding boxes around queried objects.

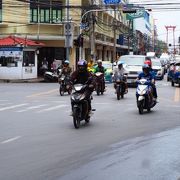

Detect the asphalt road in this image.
[0,78,180,180]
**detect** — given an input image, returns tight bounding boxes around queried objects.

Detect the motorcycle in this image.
[59,75,72,96]
[114,74,126,100]
[44,68,61,82]
[71,83,95,129]
[94,72,105,95]
[136,79,156,114]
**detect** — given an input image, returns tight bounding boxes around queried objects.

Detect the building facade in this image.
[0,0,131,76]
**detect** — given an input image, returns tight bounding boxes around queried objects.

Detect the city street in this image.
[0,78,180,180]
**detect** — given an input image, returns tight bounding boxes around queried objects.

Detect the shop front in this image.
[0,36,44,80]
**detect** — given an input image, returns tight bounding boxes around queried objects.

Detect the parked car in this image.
[118,55,146,85]
[151,59,164,80]
[171,61,180,87]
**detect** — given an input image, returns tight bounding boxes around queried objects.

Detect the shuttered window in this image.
[30,0,63,23]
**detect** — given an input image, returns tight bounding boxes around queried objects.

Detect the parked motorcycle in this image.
[114,74,126,100]
[44,68,61,82]
[136,79,156,114]
[59,75,72,96]
[71,83,95,129]
[95,72,105,95]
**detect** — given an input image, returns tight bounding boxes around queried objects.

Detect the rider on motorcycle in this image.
[144,60,158,101]
[60,60,72,77]
[94,59,106,90]
[136,64,156,101]
[87,59,95,72]
[71,59,94,114]
[113,60,128,93]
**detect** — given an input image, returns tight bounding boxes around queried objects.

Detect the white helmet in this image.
[97,59,102,64]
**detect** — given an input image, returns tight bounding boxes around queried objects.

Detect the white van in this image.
[119,55,146,85]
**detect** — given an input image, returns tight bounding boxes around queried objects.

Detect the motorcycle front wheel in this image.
[73,108,80,129]
[59,85,64,96]
[116,86,120,100]
[138,101,144,114]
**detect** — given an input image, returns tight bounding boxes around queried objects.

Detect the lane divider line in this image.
[16,104,48,112]
[0,104,28,111]
[37,104,68,113]
[1,136,21,144]
[174,88,180,102]
[26,89,58,98]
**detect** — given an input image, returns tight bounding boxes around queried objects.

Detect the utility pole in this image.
[90,0,95,61]
[113,7,117,63]
[66,0,70,61]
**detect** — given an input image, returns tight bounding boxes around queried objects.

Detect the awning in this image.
[0,36,45,47]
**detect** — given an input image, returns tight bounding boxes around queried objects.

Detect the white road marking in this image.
[26,89,58,98]
[0,103,13,106]
[37,104,68,113]
[1,136,21,144]
[0,104,28,111]
[16,104,48,112]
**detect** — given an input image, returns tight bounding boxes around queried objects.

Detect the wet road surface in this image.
[60,128,180,180]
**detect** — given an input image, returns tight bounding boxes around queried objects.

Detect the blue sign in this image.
[104,0,121,4]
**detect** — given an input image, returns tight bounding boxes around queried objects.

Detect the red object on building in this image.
[0,36,44,46]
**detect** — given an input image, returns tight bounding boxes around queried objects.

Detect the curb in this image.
[0,79,45,83]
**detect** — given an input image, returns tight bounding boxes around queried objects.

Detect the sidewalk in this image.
[0,77,45,83]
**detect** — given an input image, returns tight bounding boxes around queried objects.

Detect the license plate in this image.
[127,79,133,83]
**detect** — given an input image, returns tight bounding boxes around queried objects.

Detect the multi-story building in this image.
[0,0,131,76]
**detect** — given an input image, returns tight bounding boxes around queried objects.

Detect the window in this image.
[0,56,18,67]
[23,51,35,67]
[30,0,63,23]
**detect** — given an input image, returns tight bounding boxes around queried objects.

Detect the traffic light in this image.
[74,34,84,47]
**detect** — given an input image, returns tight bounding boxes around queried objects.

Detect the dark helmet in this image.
[142,64,150,73]
[77,59,87,72]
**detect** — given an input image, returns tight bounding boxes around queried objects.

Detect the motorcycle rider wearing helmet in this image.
[71,59,94,114]
[61,60,72,76]
[87,58,95,72]
[58,60,72,83]
[94,59,106,90]
[144,60,158,101]
[113,60,128,93]
[137,64,157,101]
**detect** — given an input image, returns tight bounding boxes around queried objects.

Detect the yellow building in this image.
[0,0,130,75]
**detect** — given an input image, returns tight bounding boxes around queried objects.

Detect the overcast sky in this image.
[129,0,180,44]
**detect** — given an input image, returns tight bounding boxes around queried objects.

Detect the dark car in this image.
[171,61,180,87]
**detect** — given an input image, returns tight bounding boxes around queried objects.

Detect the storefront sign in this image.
[25,67,33,74]
[126,10,145,20]
[104,0,121,4]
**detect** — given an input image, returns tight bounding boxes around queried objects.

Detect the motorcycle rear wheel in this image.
[68,88,72,95]
[85,115,90,123]
[96,85,100,96]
